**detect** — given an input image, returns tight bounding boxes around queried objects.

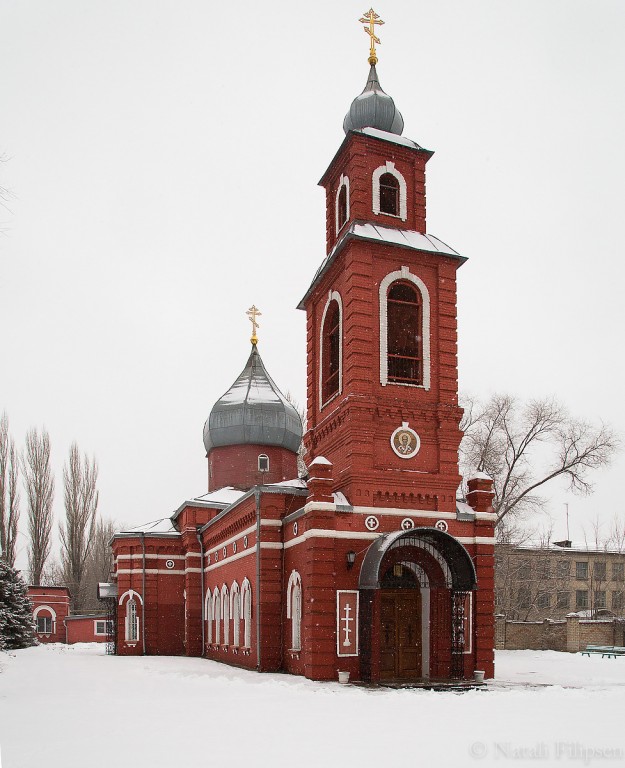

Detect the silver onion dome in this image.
[343,64,404,136]
[203,345,303,454]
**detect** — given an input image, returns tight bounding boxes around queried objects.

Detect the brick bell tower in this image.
[299,48,465,517]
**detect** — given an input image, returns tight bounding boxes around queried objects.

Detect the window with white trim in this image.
[286,570,302,652]
[242,579,252,648]
[322,301,340,402]
[206,594,213,645]
[222,585,230,645]
[372,162,407,221]
[335,174,350,234]
[94,620,108,636]
[126,599,138,642]
[258,454,269,472]
[37,616,52,634]
[213,588,221,645]
[387,281,422,385]
[231,582,240,647]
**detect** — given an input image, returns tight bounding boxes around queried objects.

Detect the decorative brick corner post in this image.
[306,456,334,504]
[566,613,581,653]
[181,527,203,657]
[467,472,496,677]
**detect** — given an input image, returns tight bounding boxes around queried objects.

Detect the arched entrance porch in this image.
[358,528,477,683]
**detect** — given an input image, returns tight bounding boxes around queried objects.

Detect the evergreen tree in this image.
[0,559,35,650]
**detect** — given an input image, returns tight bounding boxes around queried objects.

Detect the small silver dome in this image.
[203,345,303,454]
[343,64,404,135]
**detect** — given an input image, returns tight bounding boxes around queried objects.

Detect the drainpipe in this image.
[255,489,261,671]
[197,526,205,654]
[141,532,146,655]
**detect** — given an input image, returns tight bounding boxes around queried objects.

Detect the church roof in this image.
[343,64,404,135]
[298,222,466,309]
[203,345,303,454]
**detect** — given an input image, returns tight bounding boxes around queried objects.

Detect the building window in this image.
[206,593,213,645]
[231,582,240,647]
[518,560,531,581]
[379,173,399,215]
[576,562,588,580]
[126,599,138,642]
[222,585,230,645]
[387,282,422,385]
[613,563,625,582]
[576,590,589,610]
[241,579,252,648]
[556,560,570,578]
[94,620,107,636]
[287,571,302,651]
[594,561,607,581]
[372,162,407,220]
[612,591,624,611]
[537,560,551,580]
[537,592,551,609]
[36,616,52,634]
[517,587,530,609]
[594,590,607,610]
[556,591,570,609]
[319,291,343,407]
[213,588,221,645]
[335,175,350,234]
[258,454,269,472]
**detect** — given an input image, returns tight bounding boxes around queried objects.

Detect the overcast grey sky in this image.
[1,0,624,566]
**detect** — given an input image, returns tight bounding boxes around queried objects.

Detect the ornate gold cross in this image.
[359,8,384,66]
[246,304,262,345]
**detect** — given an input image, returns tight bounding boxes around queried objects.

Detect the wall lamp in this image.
[346,550,356,569]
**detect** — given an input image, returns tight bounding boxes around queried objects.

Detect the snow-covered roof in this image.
[194,487,247,506]
[456,501,476,518]
[357,127,422,149]
[469,471,492,482]
[516,541,625,554]
[298,222,464,309]
[309,456,332,466]
[266,478,308,489]
[121,518,180,535]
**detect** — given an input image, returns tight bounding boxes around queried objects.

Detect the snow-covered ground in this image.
[1,646,624,768]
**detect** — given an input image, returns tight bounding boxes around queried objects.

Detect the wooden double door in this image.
[380,588,422,680]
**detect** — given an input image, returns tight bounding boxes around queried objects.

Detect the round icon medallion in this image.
[435,520,449,533]
[165,559,175,570]
[401,518,414,531]
[365,515,379,531]
[390,422,421,459]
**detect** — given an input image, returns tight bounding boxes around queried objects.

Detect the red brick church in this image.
[108,23,496,683]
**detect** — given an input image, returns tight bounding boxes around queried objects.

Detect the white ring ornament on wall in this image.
[215,552,218,562]
[243,536,248,548]
[207,553,211,564]
[165,559,175,570]
[365,515,379,531]
[233,542,237,554]
[390,422,421,459]
[223,546,227,558]
[401,518,414,531]
[435,520,449,533]
[293,522,298,536]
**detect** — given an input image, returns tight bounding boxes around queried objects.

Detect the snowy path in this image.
[1,645,624,767]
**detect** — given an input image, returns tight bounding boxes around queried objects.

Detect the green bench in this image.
[581,645,625,658]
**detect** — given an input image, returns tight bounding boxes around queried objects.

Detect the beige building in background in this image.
[496,540,625,621]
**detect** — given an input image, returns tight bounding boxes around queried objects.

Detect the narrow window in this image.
[594,561,606,581]
[222,586,230,645]
[242,583,252,648]
[387,282,421,384]
[126,599,138,642]
[322,301,340,402]
[291,582,302,651]
[379,172,399,215]
[206,595,213,645]
[95,620,107,636]
[556,591,570,609]
[258,454,269,472]
[214,590,221,645]
[576,590,588,609]
[232,589,240,647]
[594,590,607,609]
[612,591,624,610]
[614,563,625,582]
[576,561,588,580]
[337,185,347,230]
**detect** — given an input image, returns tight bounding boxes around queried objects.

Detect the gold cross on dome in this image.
[359,8,384,65]
[246,304,262,345]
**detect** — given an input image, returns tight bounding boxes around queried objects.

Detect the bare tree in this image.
[285,391,307,478]
[80,517,117,611]
[60,443,99,610]
[460,394,619,531]
[23,427,54,585]
[0,412,20,565]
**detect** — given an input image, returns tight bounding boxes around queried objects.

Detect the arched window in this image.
[386,282,422,385]
[206,593,213,645]
[379,173,399,216]
[241,578,252,648]
[335,175,350,234]
[231,582,241,647]
[286,571,302,652]
[322,301,340,402]
[213,588,221,645]
[33,605,56,635]
[258,454,269,472]
[222,585,230,645]
[126,599,138,642]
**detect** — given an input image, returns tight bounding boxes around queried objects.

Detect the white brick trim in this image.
[319,290,343,410]
[372,161,407,221]
[379,266,431,390]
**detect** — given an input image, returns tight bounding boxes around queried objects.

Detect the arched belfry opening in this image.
[358,529,476,683]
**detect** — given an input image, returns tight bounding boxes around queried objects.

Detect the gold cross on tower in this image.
[246,304,262,346]
[359,8,384,66]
